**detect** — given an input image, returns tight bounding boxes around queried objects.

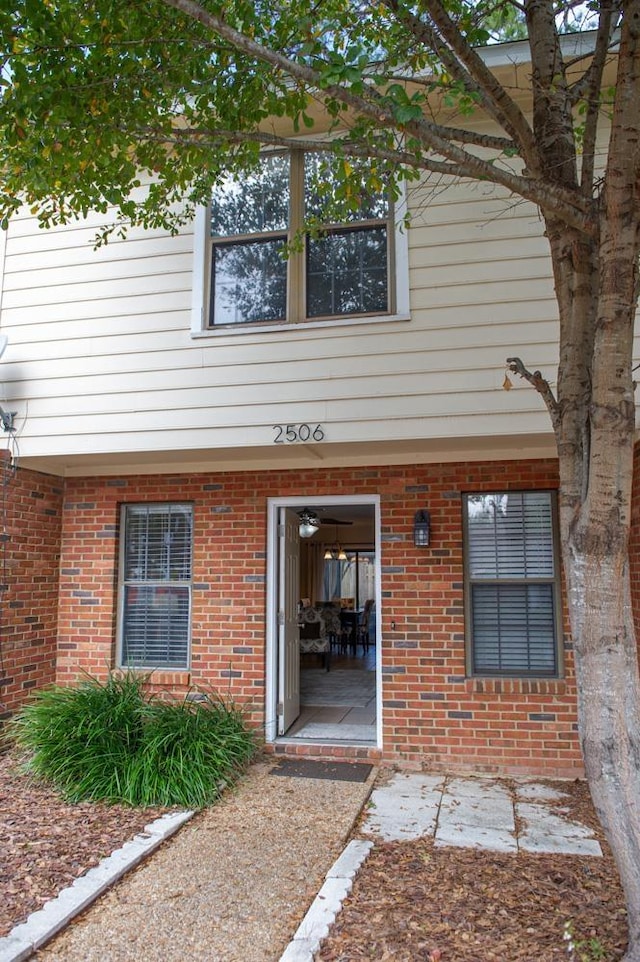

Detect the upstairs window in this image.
[463,491,562,677]
[118,504,193,669]
[207,151,393,327]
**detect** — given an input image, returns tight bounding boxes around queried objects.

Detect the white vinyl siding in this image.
[118,503,193,669]
[463,491,561,677]
[0,123,630,472]
[0,183,561,467]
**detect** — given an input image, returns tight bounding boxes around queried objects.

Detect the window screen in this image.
[119,504,193,669]
[464,492,560,676]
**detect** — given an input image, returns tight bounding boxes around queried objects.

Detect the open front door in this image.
[278,508,300,734]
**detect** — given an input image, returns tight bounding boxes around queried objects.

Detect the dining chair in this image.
[298,605,331,670]
[357,599,375,652]
[315,602,347,653]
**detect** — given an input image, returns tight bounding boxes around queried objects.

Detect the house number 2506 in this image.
[272,423,325,444]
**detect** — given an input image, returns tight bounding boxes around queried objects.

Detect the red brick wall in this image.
[0,453,62,719]
[56,457,582,777]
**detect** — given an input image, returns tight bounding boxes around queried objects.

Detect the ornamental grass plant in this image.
[10,672,256,808]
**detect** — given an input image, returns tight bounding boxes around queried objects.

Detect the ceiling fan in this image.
[297,507,353,529]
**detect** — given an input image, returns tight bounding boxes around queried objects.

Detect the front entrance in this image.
[266,496,381,749]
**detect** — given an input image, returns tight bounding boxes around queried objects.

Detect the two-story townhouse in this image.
[1,35,638,778]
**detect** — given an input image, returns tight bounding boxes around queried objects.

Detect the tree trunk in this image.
[540,8,640,955]
[554,279,640,960]
[551,218,640,962]
[568,544,640,961]
[550,198,640,959]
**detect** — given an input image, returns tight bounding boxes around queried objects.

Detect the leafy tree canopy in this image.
[0,0,616,241]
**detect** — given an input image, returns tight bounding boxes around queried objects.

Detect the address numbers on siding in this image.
[272,423,325,444]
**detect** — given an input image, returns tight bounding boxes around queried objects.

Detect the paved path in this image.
[2,759,374,962]
[361,772,602,855]
[1,766,602,962]
[280,771,602,961]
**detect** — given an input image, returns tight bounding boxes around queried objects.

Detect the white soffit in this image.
[17,433,558,478]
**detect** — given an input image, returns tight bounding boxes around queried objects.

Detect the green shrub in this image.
[10,673,257,808]
[128,693,257,808]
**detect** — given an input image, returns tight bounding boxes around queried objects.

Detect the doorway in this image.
[265,496,381,749]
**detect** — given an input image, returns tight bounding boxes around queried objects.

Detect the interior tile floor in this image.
[285,646,377,744]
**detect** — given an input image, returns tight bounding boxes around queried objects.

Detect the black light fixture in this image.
[298,508,320,539]
[414,510,431,547]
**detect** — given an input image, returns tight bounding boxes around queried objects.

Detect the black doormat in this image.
[271,758,373,783]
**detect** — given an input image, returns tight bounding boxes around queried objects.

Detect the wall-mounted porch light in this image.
[0,407,15,433]
[413,510,431,547]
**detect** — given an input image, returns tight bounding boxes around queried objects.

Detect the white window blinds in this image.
[465,492,559,676]
[119,504,193,669]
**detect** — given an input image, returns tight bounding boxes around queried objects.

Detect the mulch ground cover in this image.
[0,751,167,938]
[318,780,628,962]
[0,750,629,961]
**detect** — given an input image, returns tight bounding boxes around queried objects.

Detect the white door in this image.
[278,508,300,734]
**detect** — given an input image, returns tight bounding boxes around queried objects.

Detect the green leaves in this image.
[10,672,257,808]
[383,84,426,125]
[0,0,615,235]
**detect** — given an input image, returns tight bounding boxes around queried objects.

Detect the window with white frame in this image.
[118,504,193,669]
[463,491,561,677]
[206,151,396,327]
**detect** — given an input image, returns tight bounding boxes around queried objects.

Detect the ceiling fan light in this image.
[298,508,320,539]
[323,547,334,560]
[337,547,348,561]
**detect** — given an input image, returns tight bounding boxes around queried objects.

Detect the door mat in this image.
[271,759,373,782]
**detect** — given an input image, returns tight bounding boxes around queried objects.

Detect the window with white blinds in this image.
[463,492,561,677]
[118,504,193,669]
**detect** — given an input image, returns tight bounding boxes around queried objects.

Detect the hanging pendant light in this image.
[322,524,349,561]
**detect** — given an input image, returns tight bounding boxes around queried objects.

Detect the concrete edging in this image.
[278,839,374,962]
[0,810,195,962]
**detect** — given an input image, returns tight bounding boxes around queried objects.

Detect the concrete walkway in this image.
[362,772,602,855]
[280,771,602,961]
[0,766,602,962]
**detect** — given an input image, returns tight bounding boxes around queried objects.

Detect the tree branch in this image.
[160,0,595,234]
[379,0,521,134]
[525,0,578,192]
[579,0,618,194]
[132,121,593,233]
[507,356,561,432]
[362,106,518,152]
[154,122,514,158]
[420,0,542,173]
